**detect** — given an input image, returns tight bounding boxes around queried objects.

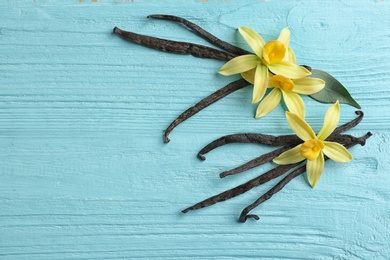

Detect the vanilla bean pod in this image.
[113,27,236,61]
[182,163,299,214]
[197,134,299,160]
[182,132,370,215]
[147,14,250,55]
[219,145,293,178]
[198,111,364,159]
[332,111,364,135]
[220,133,364,178]
[164,78,249,143]
[330,134,365,145]
[198,133,357,161]
[238,132,373,222]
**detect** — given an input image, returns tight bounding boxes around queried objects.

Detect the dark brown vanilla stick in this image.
[219,134,364,178]
[220,146,292,178]
[238,131,373,222]
[164,78,249,143]
[113,27,236,61]
[182,132,371,215]
[198,111,364,159]
[197,134,299,160]
[147,14,250,56]
[182,163,299,213]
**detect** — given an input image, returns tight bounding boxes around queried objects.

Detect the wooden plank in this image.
[1,0,389,259]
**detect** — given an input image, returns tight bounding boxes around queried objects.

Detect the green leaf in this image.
[309,69,361,109]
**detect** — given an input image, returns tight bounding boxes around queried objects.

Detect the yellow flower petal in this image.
[306,152,324,188]
[255,88,282,118]
[317,101,340,140]
[283,91,305,118]
[238,26,265,58]
[293,77,325,95]
[273,144,305,165]
[218,54,260,76]
[323,141,353,163]
[252,64,268,103]
[241,68,256,84]
[286,112,316,141]
[268,62,311,79]
[284,47,296,64]
[277,27,290,47]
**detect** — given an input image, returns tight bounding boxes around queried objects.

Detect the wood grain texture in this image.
[1,0,389,259]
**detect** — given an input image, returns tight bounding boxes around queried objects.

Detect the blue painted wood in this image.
[1,0,389,259]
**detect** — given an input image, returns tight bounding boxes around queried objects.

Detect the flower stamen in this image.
[270,75,295,93]
[300,139,324,161]
[262,40,286,64]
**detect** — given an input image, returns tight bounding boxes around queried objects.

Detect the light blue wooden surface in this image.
[1,0,389,259]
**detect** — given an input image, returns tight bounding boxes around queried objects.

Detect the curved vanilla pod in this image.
[113,27,236,61]
[147,14,250,56]
[197,134,299,160]
[197,111,364,160]
[238,132,373,222]
[164,78,249,143]
[332,111,364,135]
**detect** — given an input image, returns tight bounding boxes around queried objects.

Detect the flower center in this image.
[262,40,286,64]
[269,75,294,93]
[300,139,324,161]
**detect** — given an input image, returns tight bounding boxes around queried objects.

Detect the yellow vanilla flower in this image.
[242,48,325,118]
[273,101,353,188]
[218,26,311,104]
